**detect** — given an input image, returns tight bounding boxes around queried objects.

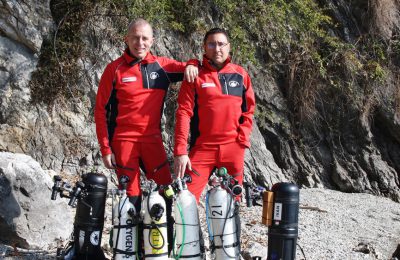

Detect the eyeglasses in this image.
[206,41,229,49]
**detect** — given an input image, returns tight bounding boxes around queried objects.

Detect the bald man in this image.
[95,18,197,254]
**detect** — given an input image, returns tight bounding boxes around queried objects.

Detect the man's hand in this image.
[102,153,116,169]
[184,65,198,83]
[174,155,192,178]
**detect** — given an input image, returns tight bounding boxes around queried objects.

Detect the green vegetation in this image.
[118,0,336,65]
[29,0,399,141]
[122,0,207,33]
[30,0,96,105]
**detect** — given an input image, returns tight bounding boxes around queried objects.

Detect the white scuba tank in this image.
[173,186,202,259]
[113,195,138,260]
[207,185,240,260]
[112,190,138,259]
[142,189,168,259]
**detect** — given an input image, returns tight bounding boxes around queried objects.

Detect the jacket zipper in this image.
[221,74,228,95]
[144,66,150,89]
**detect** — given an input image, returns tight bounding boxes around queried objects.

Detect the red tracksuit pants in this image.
[186,141,246,202]
[111,140,172,196]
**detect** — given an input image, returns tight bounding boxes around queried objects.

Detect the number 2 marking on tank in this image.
[211,205,223,217]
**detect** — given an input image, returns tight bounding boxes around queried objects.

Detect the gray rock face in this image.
[244,124,285,188]
[0,35,35,124]
[0,0,53,52]
[0,0,52,140]
[0,152,73,249]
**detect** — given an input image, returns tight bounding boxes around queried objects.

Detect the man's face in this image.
[124,23,154,59]
[204,33,230,68]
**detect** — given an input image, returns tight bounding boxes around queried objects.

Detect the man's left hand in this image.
[174,155,192,179]
[184,65,198,83]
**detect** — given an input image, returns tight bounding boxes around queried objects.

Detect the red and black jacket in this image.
[95,49,186,156]
[174,55,255,156]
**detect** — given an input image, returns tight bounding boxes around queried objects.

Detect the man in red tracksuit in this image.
[174,28,255,202]
[94,18,197,253]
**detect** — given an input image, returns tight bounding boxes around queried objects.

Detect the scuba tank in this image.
[164,175,202,260]
[51,172,108,260]
[267,183,299,260]
[244,181,300,260]
[206,167,242,260]
[112,175,141,259]
[142,180,168,259]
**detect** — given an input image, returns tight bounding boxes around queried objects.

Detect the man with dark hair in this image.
[94,18,197,254]
[174,27,255,201]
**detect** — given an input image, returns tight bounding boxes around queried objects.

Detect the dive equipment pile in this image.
[51,169,300,260]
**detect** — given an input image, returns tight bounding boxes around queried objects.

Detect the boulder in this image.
[0,152,73,249]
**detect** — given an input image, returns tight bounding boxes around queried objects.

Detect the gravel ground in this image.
[1,188,400,260]
[296,188,400,260]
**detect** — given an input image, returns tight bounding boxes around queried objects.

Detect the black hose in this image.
[148,222,165,250]
[297,242,307,260]
[146,192,166,250]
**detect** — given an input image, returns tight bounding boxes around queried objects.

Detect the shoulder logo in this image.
[228,81,240,88]
[150,72,159,80]
[201,83,216,88]
[122,77,137,83]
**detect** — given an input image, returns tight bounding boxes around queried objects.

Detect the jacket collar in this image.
[202,54,231,71]
[123,48,156,66]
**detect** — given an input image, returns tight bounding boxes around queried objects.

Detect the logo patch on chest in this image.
[150,72,159,80]
[201,83,216,88]
[122,77,137,83]
[228,81,240,87]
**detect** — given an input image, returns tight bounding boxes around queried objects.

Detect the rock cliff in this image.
[0,0,399,258]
